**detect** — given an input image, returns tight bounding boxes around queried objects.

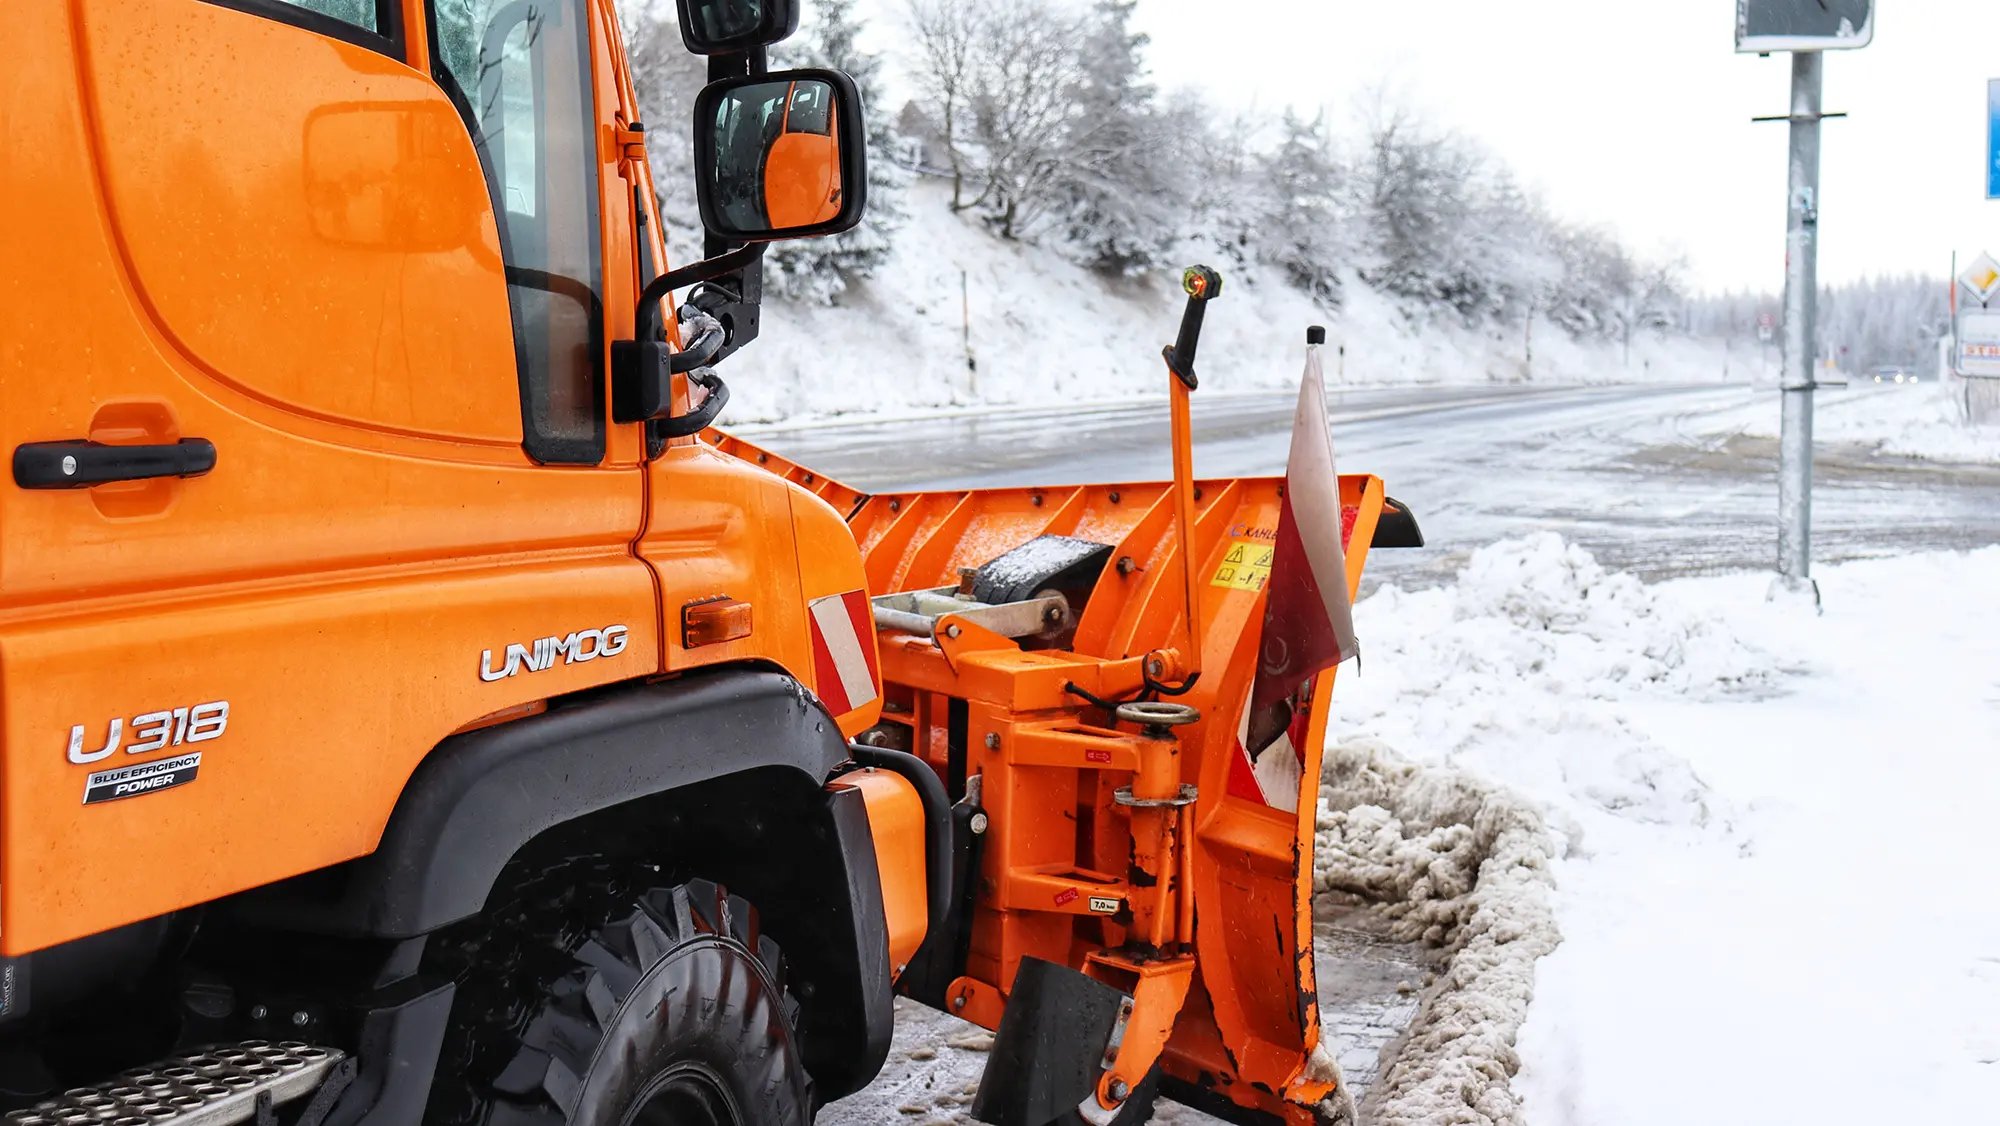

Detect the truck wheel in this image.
[426,871,812,1126]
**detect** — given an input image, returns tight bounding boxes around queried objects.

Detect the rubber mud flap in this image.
[970,957,1126,1126]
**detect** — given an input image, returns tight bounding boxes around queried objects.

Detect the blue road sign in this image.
[1990,80,2000,200]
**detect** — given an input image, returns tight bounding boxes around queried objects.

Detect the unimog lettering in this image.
[479,625,631,683]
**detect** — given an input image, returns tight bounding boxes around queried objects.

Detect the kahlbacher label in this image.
[83,753,201,805]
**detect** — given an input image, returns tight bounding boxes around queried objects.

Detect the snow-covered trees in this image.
[1690,276,1951,373]
[905,0,984,210]
[624,0,1693,340]
[620,2,708,266]
[1056,0,1184,275]
[623,0,905,303]
[959,0,1088,241]
[907,0,1182,261]
[1258,111,1348,305]
[765,0,909,303]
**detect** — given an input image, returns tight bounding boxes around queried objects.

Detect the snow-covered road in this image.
[746,381,2000,591]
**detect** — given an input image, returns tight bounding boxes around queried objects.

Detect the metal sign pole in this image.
[1776,51,1824,600]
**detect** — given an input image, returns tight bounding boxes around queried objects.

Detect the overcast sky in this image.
[1124,1,1996,295]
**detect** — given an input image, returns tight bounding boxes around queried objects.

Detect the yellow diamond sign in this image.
[1960,253,2000,306]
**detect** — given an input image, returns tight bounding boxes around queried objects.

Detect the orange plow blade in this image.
[712,425,1416,1124]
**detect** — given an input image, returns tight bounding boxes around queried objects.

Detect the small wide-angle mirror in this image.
[675,0,797,54]
[693,69,867,243]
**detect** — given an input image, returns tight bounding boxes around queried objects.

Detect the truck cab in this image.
[1,1,918,1121]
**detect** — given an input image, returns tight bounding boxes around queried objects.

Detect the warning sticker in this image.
[1211,540,1275,592]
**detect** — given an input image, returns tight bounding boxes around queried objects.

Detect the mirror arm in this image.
[636,243,766,342]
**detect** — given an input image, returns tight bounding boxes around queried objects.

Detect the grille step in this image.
[4,1040,344,1125]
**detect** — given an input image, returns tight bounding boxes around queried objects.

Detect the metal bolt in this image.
[1108,1079,1130,1103]
[1044,604,1063,624]
[1193,487,1204,502]
[888,498,901,513]
[61,455,76,477]
[1146,657,1164,678]
[249,1004,269,1021]
[1030,493,1043,507]
[984,732,1000,750]
[1108,491,1121,504]
[969,812,989,835]
[952,993,968,1011]
[290,1010,310,1027]
[944,624,961,640]
[1116,556,1136,576]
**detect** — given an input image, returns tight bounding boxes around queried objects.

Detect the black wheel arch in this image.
[230,665,894,1110]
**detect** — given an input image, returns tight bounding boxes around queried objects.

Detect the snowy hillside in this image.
[725,183,1741,425]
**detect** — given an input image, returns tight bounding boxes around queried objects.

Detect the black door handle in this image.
[13,439,217,490]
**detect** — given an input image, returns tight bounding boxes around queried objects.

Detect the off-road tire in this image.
[425,866,812,1126]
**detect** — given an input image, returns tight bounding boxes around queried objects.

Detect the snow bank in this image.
[1306,536,1785,1124]
[1325,538,2000,1126]
[1313,739,1559,1126]
[725,182,1738,426]
[1689,380,2000,465]
[1328,534,1773,837]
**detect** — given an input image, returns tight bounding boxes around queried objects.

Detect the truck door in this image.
[0,0,658,955]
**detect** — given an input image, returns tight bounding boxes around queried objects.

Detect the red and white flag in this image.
[1232,334,1359,810]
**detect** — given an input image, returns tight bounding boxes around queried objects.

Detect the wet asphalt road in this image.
[742,382,2000,590]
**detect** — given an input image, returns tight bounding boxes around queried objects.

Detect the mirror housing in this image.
[692,69,868,244]
[675,0,798,54]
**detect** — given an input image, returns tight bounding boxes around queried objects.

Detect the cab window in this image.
[431,0,605,465]
[202,0,401,53]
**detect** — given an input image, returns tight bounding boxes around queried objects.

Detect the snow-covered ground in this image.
[1326,535,2000,1125]
[1684,378,2000,465]
[728,182,1739,425]
[829,537,2000,1125]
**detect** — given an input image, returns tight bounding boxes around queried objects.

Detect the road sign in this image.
[1961,252,2000,306]
[1737,0,1874,53]
[1757,312,1776,342]
[1989,80,2000,200]
[1958,309,2000,377]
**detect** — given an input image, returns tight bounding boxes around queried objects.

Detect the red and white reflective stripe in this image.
[808,590,879,714]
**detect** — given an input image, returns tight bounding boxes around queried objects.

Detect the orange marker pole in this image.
[1162,266,1222,677]
[1168,370,1203,674]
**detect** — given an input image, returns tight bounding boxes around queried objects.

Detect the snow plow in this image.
[709,428,1421,1123]
[0,0,1419,1124]
[699,275,1426,1124]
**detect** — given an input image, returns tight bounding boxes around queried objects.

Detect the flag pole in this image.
[1162,266,1222,678]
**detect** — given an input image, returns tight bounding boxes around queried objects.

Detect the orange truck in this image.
[0,2,1420,1124]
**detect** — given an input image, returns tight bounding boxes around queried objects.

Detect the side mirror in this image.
[303,100,486,252]
[692,70,868,244]
[675,0,798,54]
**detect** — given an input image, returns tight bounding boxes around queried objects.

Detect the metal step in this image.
[4,1041,344,1126]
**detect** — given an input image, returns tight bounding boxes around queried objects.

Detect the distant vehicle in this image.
[1873,366,1918,385]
